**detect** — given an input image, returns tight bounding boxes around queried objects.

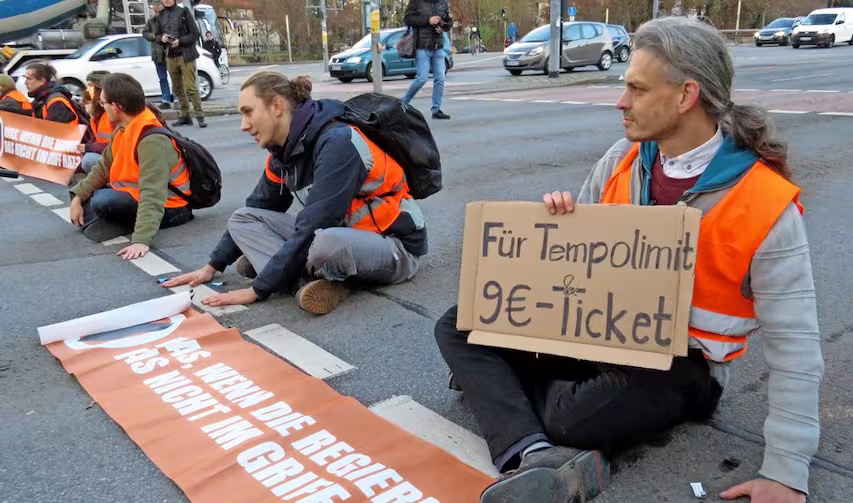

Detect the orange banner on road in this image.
[0,110,85,185]
[46,307,493,503]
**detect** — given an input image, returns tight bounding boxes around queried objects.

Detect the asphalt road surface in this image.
[3,43,853,502]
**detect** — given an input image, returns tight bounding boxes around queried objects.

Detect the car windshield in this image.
[65,40,99,59]
[767,19,794,28]
[802,14,838,25]
[521,25,550,43]
[350,34,372,50]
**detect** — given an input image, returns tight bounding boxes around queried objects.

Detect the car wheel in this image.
[197,71,212,101]
[508,69,522,76]
[61,78,85,101]
[365,62,385,82]
[618,46,630,62]
[405,73,416,79]
[541,58,549,75]
[849,34,853,45]
[597,51,612,71]
[792,44,799,49]
[338,77,354,83]
[829,35,835,48]
[780,37,789,46]
[755,41,762,47]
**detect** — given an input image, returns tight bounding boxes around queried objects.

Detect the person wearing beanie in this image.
[0,74,33,116]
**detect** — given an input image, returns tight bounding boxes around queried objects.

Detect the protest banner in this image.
[457,201,701,370]
[0,110,86,185]
[41,293,493,503]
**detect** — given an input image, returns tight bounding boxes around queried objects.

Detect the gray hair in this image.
[633,17,790,179]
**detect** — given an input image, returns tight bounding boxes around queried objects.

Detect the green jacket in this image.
[71,127,180,246]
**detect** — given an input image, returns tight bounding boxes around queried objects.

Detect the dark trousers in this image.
[82,188,192,234]
[434,306,723,472]
[155,61,173,103]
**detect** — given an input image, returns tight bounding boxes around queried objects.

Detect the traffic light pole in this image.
[549,0,560,78]
[371,8,382,93]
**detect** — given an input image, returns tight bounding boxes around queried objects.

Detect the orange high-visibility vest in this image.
[93,113,115,144]
[264,125,412,234]
[600,143,802,362]
[39,93,79,126]
[109,108,190,209]
[1,89,33,112]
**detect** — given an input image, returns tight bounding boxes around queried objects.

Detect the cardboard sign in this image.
[457,201,701,370]
[43,294,494,503]
[0,110,86,185]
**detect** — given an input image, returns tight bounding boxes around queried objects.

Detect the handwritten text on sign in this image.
[458,202,699,366]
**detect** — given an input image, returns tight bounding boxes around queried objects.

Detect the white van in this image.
[791,8,853,48]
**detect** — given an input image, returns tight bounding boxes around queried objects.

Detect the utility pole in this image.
[320,0,329,73]
[286,14,292,63]
[371,6,382,92]
[549,0,560,78]
[735,0,743,35]
[652,0,660,19]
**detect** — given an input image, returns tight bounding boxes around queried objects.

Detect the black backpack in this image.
[337,93,442,199]
[137,125,222,209]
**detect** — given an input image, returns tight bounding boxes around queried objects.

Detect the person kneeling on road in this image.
[69,73,194,260]
[163,72,427,313]
[436,17,822,503]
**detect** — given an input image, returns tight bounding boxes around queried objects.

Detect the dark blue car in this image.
[754,17,801,46]
[607,24,632,62]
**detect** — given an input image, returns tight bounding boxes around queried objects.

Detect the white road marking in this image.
[819,112,853,116]
[561,100,588,105]
[770,72,834,82]
[500,98,524,102]
[101,236,130,246]
[14,183,41,195]
[472,97,499,101]
[30,193,64,207]
[806,89,840,93]
[129,252,180,276]
[245,324,355,379]
[531,99,557,103]
[3,175,23,182]
[168,284,248,315]
[770,89,799,92]
[768,110,810,114]
[451,97,473,100]
[592,103,616,106]
[52,207,71,223]
[735,88,759,92]
[370,395,499,478]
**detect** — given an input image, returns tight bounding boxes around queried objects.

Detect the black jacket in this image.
[405,0,452,50]
[143,15,166,64]
[30,82,77,123]
[154,4,200,61]
[208,99,428,300]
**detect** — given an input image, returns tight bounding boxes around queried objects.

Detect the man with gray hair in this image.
[435,16,822,503]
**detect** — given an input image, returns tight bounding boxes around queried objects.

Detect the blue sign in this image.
[568,5,577,17]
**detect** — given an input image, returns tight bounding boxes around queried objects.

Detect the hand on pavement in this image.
[70,197,84,227]
[721,479,806,503]
[543,191,575,215]
[162,265,217,288]
[117,243,149,260]
[201,288,257,307]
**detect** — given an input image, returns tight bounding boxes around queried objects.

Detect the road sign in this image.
[568,5,577,17]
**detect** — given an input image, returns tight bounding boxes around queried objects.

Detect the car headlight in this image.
[527,47,544,57]
[346,56,361,63]
[754,31,760,37]
[775,31,786,37]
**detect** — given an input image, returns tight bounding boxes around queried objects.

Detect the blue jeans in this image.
[402,48,446,113]
[81,188,192,239]
[80,152,101,174]
[155,61,173,103]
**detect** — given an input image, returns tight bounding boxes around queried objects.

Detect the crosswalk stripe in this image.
[130,252,180,276]
[52,207,71,223]
[14,183,41,195]
[30,193,64,207]
[370,395,499,478]
[167,283,248,315]
[245,323,355,379]
[101,236,131,246]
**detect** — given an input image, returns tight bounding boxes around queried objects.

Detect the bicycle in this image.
[218,61,230,85]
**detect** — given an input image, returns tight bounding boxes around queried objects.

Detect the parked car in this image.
[13,34,220,101]
[329,28,454,83]
[607,24,632,62]
[791,8,853,48]
[753,17,800,46]
[503,22,613,76]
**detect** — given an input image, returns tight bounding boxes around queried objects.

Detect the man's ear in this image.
[680,80,701,113]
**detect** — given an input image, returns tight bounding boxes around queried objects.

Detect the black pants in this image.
[82,188,192,235]
[434,306,723,472]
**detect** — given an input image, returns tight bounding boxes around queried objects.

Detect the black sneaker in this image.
[172,116,193,127]
[158,102,171,110]
[197,116,207,128]
[432,110,451,120]
[81,219,129,243]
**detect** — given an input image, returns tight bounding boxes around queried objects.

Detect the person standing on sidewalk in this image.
[154,0,206,128]
[401,0,452,120]
[143,3,173,110]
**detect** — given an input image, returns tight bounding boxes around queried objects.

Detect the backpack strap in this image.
[137,125,190,203]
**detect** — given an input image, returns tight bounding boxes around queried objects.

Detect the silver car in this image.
[504,22,614,75]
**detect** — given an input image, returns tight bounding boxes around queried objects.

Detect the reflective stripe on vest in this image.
[95,113,114,143]
[3,90,33,111]
[109,108,190,209]
[344,126,410,233]
[265,154,284,184]
[43,94,79,126]
[600,143,802,362]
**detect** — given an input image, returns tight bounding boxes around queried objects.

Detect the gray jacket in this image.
[578,138,824,495]
[142,15,165,64]
[404,0,452,50]
[153,4,199,61]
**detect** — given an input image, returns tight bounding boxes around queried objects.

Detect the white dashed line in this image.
[768,110,810,114]
[735,88,759,92]
[592,103,616,106]
[101,236,130,246]
[500,98,523,102]
[561,100,588,105]
[167,284,248,315]
[530,100,557,103]
[245,324,355,379]
[30,193,64,207]
[450,97,472,100]
[14,183,42,195]
[52,207,71,223]
[370,395,499,478]
[129,252,180,276]
[806,89,840,93]
[819,112,853,117]
[770,89,797,92]
[471,97,499,101]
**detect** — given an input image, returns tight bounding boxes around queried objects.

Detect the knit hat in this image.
[86,70,110,87]
[0,74,15,93]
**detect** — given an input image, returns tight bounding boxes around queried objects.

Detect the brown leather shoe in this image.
[295,279,350,315]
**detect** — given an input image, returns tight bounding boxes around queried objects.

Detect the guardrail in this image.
[625,28,759,45]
